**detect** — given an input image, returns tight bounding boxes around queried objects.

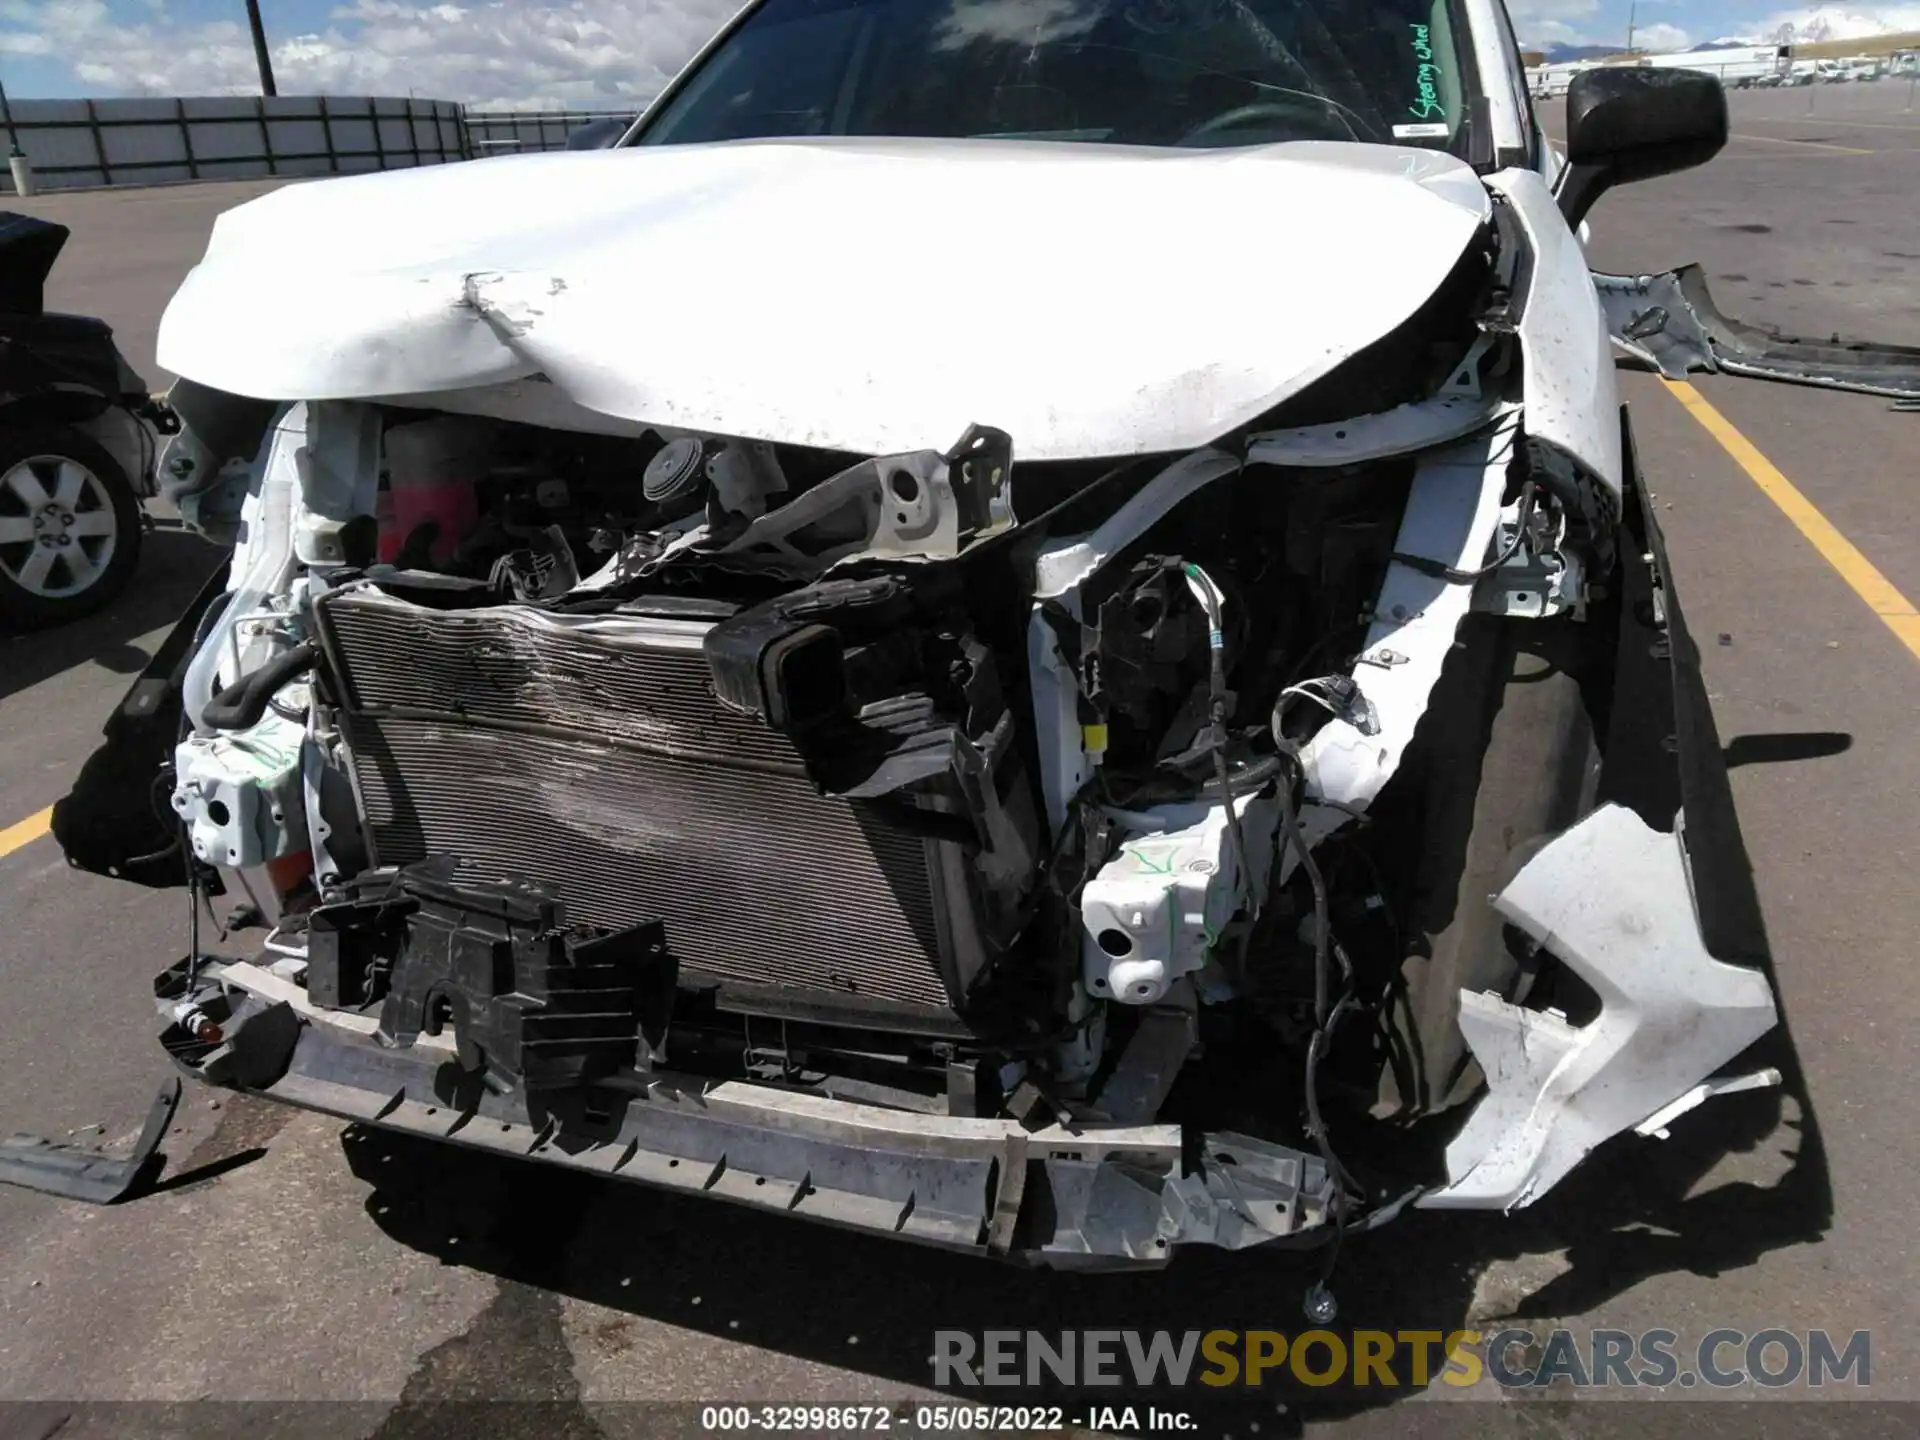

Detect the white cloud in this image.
[0,0,742,108]
[1635,20,1694,48]
[11,0,1911,103]
[1507,0,1699,49]
[1506,0,1608,49]
[1751,4,1920,40]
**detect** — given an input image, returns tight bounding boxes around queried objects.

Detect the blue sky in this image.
[3,0,1916,105]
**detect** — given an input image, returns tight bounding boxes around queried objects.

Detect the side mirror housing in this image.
[1554,68,1727,228]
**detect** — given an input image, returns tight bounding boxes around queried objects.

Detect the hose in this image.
[1273,744,1359,1283]
[1099,751,1287,814]
[199,641,318,732]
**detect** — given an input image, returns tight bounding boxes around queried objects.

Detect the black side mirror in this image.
[1554,68,1727,228]
[565,116,635,151]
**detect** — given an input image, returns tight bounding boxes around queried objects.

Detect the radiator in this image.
[314,586,973,1016]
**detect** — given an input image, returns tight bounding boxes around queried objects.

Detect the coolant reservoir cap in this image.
[644,436,707,504]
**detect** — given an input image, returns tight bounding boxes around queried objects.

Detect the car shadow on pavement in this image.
[0,527,220,703]
[338,1008,1830,1427]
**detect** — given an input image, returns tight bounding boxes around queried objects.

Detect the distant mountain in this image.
[1533,10,1917,63]
[1755,6,1920,42]
[1536,37,1753,62]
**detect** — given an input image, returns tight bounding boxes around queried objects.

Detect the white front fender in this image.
[1487,167,1623,505]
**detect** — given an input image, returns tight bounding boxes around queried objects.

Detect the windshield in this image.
[637,0,1473,151]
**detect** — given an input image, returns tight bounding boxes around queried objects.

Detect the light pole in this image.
[1,73,32,197]
[245,0,277,97]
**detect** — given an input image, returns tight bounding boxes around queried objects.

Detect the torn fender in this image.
[1487,168,1623,503]
[1423,405,1782,1208]
[1598,264,1920,399]
[1420,804,1778,1210]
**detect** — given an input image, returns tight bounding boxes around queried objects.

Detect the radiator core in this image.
[315,587,965,1014]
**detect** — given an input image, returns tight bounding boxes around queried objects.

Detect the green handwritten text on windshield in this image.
[1408,24,1446,120]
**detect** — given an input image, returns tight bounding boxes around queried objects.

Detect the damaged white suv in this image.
[46,0,1782,1272]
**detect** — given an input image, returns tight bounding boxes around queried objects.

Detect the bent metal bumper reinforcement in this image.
[167,963,1334,1268]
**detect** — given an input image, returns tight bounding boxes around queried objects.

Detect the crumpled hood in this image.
[158,137,1491,461]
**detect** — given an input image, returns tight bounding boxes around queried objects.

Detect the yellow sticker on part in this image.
[1082,723,1109,753]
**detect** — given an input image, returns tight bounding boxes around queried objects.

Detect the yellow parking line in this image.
[1662,379,1920,662]
[0,806,53,860]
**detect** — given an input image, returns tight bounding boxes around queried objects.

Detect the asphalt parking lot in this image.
[1,85,1917,1436]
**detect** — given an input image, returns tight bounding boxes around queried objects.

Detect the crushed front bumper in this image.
[162,971,1334,1269]
[125,408,1781,1257]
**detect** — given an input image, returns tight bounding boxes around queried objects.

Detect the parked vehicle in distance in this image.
[0,213,168,629]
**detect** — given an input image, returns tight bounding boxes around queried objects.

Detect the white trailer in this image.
[1530,47,1790,97]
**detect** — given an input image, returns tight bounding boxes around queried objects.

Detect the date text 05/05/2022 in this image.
[699,1404,1198,1432]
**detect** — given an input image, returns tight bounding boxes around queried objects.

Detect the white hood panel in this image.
[158,138,1492,461]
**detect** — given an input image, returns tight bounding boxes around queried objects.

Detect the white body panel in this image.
[1422,804,1779,1210]
[158,138,1490,462]
[1488,166,1624,500]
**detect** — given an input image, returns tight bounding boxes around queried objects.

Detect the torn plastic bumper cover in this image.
[1598,264,1920,399]
[1420,804,1777,1209]
[0,1079,179,1204]
[1421,411,1782,1208]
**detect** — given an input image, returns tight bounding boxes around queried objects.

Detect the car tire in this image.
[0,422,144,631]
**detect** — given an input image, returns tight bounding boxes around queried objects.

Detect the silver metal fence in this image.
[460,109,637,156]
[0,95,469,195]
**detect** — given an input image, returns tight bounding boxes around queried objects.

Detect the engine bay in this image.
[106,343,1788,1269]
[157,381,1585,1144]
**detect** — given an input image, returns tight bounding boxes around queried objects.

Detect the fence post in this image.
[84,98,111,186]
[320,96,340,172]
[175,97,200,179]
[369,96,386,169]
[255,95,279,175]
